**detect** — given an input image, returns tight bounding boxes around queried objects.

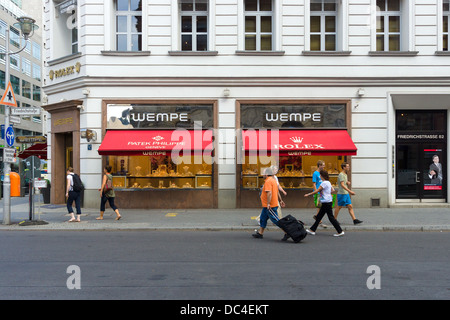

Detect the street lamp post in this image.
[2,16,38,225]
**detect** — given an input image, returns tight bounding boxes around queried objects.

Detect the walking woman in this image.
[304,170,344,237]
[97,165,121,220]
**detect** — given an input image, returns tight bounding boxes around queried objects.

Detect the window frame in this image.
[376,0,402,52]
[115,0,143,52]
[244,0,274,51]
[443,0,450,51]
[179,0,209,51]
[309,0,338,51]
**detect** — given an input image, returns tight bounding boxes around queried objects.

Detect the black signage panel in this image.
[240,104,346,128]
[107,104,214,129]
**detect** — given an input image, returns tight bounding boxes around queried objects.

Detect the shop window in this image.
[106,154,213,190]
[309,0,338,51]
[115,0,142,51]
[242,155,345,190]
[180,0,209,51]
[376,0,401,51]
[444,0,450,51]
[244,0,273,51]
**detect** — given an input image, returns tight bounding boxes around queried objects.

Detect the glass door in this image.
[396,110,447,201]
[396,143,420,199]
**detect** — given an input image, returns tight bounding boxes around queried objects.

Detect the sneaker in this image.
[319,222,328,228]
[353,219,363,225]
[306,229,316,235]
[333,231,345,237]
[281,234,290,241]
[252,232,263,239]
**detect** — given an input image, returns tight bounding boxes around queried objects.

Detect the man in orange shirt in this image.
[252,167,280,239]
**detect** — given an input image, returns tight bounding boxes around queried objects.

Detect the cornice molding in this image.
[43,76,450,94]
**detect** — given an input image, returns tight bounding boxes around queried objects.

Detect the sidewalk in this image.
[1,196,450,231]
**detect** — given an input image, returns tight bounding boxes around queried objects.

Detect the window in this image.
[180,0,208,51]
[310,0,337,51]
[70,10,78,54]
[22,57,31,76]
[33,85,41,102]
[10,26,20,48]
[10,54,20,71]
[115,0,142,51]
[22,80,31,99]
[33,63,41,81]
[244,0,273,51]
[10,75,20,95]
[32,41,41,60]
[0,20,7,38]
[444,0,450,51]
[376,0,401,51]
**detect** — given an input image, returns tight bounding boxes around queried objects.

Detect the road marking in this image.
[165,212,178,217]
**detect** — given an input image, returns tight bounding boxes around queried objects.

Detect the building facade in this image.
[0,0,43,155]
[43,0,450,209]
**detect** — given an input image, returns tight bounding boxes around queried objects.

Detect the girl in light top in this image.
[304,170,344,237]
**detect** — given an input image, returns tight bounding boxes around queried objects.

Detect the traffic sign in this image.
[3,147,16,163]
[0,81,18,107]
[5,126,14,147]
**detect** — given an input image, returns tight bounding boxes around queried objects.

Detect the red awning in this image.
[18,143,48,160]
[242,129,357,156]
[98,129,214,156]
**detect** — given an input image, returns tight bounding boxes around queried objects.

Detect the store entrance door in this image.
[396,110,447,201]
[396,143,446,200]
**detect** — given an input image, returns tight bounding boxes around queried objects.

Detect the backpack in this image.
[72,173,84,192]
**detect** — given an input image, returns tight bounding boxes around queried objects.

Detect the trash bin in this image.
[10,172,21,197]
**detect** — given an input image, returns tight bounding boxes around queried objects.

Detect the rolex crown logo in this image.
[290,136,303,143]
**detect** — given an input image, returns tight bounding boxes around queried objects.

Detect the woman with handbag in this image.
[96,165,121,220]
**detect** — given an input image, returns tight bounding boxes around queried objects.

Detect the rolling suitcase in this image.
[268,208,307,243]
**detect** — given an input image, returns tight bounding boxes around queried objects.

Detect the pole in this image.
[2,29,11,225]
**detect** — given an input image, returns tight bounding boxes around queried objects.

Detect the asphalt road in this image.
[0,230,449,301]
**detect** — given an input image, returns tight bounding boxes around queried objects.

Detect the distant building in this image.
[0,0,43,152]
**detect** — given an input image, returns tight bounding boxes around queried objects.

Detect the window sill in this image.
[302,51,352,56]
[47,52,82,66]
[368,51,419,56]
[435,51,450,56]
[168,51,218,56]
[101,51,151,56]
[235,50,285,56]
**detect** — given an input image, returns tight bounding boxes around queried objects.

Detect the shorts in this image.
[337,194,352,207]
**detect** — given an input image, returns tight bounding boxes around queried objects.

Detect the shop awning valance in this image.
[18,143,48,160]
[98,129,214,156]
[242,129,357,156]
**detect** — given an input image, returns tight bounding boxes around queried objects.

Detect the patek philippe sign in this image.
[240,104,346,128]
[107,104,213,129]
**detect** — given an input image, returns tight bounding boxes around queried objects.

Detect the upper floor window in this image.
[115,0,142,51]
[444,0,450,51]
[310,0,337,51]
[10,26,21,49]
[244,0,273,51]
[180,0,208,51]
[376,0,401,51]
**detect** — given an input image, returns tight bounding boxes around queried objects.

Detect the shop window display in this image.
[242,155,345,190]
[106,154,213,189]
